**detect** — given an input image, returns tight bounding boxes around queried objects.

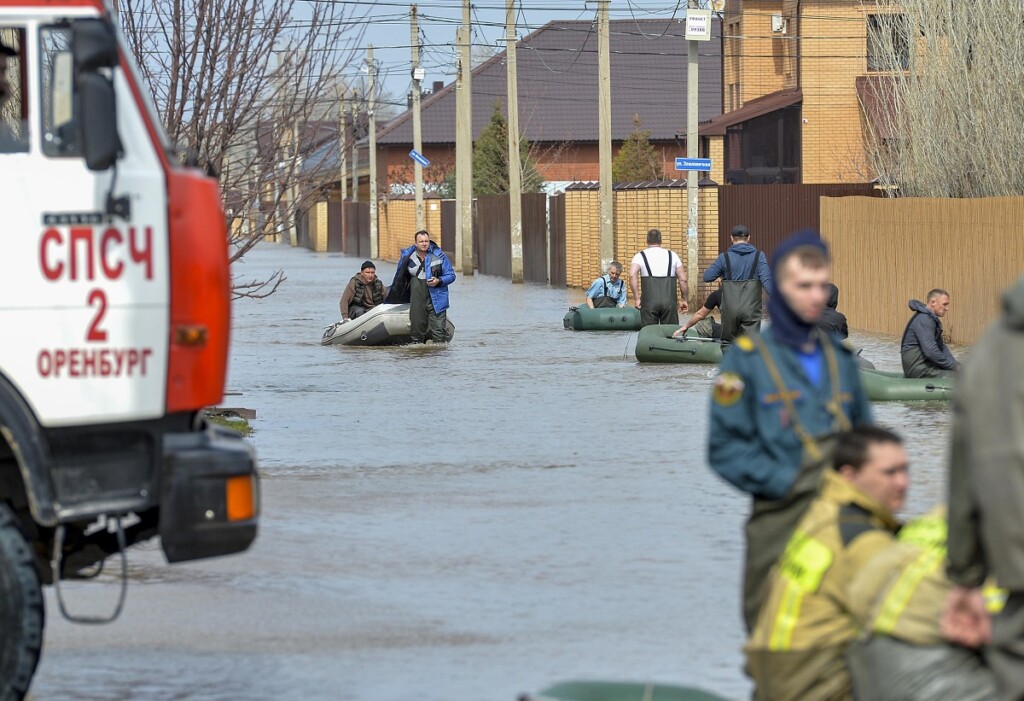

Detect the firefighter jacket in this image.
[745,470,900,701]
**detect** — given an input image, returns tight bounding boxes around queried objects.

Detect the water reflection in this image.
[30,243,954,700]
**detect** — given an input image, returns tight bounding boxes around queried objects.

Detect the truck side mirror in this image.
[72,19,118,71]
[72,19,121,171]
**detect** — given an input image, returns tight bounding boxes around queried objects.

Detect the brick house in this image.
[308,17,724,197]
[701,0,900,184]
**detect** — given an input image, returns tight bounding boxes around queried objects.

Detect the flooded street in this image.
[31,243,954,700]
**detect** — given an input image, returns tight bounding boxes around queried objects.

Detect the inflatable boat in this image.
[563,306,643,331]
[528,680,729,701]
[859,369,954,402]
[634,324,723,364]
[320,303,455,346]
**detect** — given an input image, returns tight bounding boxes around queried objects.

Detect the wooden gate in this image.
[717,184,879,259]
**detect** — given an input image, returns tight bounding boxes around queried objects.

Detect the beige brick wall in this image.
[800,0,874,184]
[564,186,722,306]
[378,199,443,263]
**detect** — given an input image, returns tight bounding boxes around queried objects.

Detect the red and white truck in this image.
[0,2,259,696]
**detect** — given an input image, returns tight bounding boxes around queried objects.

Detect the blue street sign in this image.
[409,149,431,168]
[675,157,712,172]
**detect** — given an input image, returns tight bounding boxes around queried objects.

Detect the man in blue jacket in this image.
[901,289,959,378]
[707,230,873,632]
[387,230,456,343]
[703,225,774,349]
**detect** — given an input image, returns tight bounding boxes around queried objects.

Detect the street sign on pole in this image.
[409,149,430,168]
[685,9,713,41]
[675,157,712,172]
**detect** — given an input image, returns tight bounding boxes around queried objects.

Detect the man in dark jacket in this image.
[703,224,773,349]
[339,260,388,321]
[818,283,849,339]
[707,231,872,632]
[944,276,1024,699]
[900,289,959,378]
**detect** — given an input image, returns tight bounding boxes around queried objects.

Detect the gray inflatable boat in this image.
[320,303,455,346]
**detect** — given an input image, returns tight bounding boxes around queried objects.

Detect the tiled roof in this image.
[377,17,723,146]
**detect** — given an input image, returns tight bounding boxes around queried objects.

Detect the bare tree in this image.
[862,1,1024,198]
[118,0,368,298]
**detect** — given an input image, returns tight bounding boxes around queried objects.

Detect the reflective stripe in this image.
[874,549,943,636]
[769,531,833,651]
[898,516,947,552]
[984,584,1008,615]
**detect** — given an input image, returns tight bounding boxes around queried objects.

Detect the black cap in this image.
[0,41,16,58]
[731,224,750,238]
[360,260,376,271]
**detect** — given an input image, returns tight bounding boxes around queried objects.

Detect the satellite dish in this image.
[708,0,726,12]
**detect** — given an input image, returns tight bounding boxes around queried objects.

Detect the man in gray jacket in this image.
[944,276,1024,700]
[900,289,959,378]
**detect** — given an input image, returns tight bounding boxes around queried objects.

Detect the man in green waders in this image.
[707,230,873,632]
[703,225,773,350]
[387,230,456,343]
[628,228,689,327]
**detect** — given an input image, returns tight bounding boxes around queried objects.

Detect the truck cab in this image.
[0,2,259,697]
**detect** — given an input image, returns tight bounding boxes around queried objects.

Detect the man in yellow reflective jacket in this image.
[846,508,998,701]
[746,426,907,701]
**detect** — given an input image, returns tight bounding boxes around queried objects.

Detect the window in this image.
[867,14,910,72]
[724,106,801,184]
[39,26,81,157]
[0,27,29,153]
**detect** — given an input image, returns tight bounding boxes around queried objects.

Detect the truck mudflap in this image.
[159,423,259,563]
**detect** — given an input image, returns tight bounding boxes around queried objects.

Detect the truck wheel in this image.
[0,503,44,701]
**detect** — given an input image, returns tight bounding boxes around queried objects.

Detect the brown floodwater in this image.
[29,242,958,700]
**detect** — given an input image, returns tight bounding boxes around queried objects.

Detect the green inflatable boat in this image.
[860,369,954,402]
[564,306,643,331]
[634,325,723,364]
[528,680,729,701]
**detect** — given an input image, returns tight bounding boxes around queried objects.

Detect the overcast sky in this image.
[340,1,693,108]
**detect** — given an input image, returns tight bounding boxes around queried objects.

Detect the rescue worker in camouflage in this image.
[707,231,872,633]
[584,261,627,309]
[746,426,906,701]
[387,230,456,343]
[944,275,1024,700]
[703,224,773,349]
[847,507,998,701]
[900,289,959,378]
[339,260,388,321]
[628,228,689,326]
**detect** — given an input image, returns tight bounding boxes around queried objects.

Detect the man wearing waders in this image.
[585,261,627,308]
[387,230,456,343]
[703,225,773,350]
[707,231,872,632]
[628,229,689,327]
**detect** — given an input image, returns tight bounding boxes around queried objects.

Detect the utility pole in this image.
[597,0,614,274]
[368,44,379,259]
[411,5,425,231]
[685,0,702,311]
[455,1,474,275]
[350,98,359,203]
[506,0,524,283]
[339,90,348,206]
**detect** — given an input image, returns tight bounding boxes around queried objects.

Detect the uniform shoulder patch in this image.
[736,336,755,352]
[713,372,745,407]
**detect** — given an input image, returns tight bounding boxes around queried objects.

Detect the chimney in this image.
[432,81,444,95]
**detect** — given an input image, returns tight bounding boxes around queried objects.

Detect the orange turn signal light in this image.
[226,475,257,522]
[174,325,209,347]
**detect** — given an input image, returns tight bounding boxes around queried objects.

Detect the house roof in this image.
[856,75,899,141]
[376,17,723,147]
[698,89,802,136]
